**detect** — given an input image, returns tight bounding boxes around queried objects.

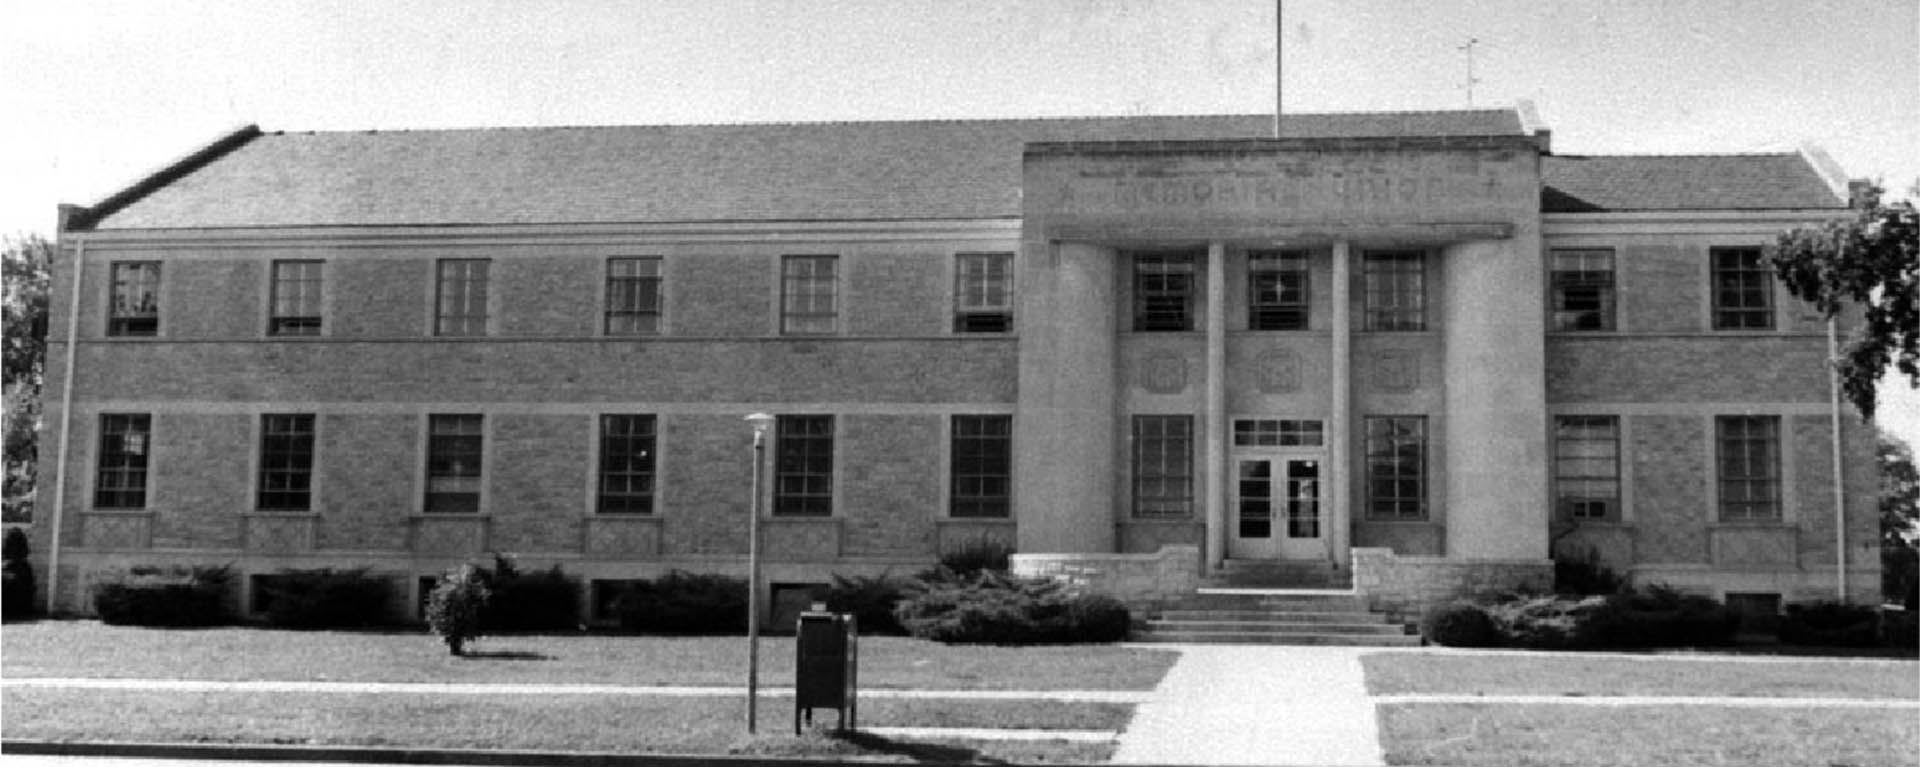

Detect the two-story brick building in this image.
[31,107,1880,621]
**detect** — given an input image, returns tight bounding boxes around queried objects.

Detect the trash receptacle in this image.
[794,606,857,734]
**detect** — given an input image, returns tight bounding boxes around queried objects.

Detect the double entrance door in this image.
[1228,454,1326,560]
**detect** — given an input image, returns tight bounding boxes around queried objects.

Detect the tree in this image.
[1880,431,1919,608]
[1766,183,1918,421]
[2,234,53,523]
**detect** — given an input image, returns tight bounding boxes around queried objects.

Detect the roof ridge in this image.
[1550,152,1803,159]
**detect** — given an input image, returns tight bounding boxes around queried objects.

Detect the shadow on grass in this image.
[457,650,555,661]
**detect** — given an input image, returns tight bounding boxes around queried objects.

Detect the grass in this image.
[1378,703,1920,767]
[1362,652,1920,699]
[1,620,1175,690]
[3,688,1122,762]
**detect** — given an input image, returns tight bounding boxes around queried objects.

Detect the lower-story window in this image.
[774,415,834,516]
[1554,415,1619,521]
[425,414,484,513]
[950,415,1011,518]
[95,413,152,509]
[1716,415,1780,521]
[1132,415,1193,519]
[1364,416,1426,520]
[597,414,656,514]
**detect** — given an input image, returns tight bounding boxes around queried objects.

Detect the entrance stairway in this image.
[1133,560,1419,646]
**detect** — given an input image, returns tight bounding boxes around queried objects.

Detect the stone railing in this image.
[1009,545,1202,608]
[1351,547,1552,619]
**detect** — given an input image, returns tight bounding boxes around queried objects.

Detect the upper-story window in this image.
[781,255,838,335]
[1133,254,1195,332]
[270,260,324,336]
[605,257,662,335]
[434,259,490,336]
[1248,251,1309,330]
[1550,249,1615,331]
[1711,247,1773,330]
[954,253,1014,333]
[108,261,161,337]
[1362,251,1425,331]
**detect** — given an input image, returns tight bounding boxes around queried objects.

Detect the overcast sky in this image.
[3,0,1916,441]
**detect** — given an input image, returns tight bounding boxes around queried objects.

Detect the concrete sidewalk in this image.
[1111,645,1383,767]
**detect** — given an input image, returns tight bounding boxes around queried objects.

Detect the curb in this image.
[0,739,1151,767]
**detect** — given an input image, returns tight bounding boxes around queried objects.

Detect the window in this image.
[434,259,490,336]
[774,415,833,516]
[95,413,152,508]
[605,257,662,335]
[1232,418,1324,447]
[108,262,161,336]
[1133,254,1195,331]
[781,255,838,334]
[257,414,315,511]
[950,415,1012,518]
[1248,251,1309,330]
[1553,416,1619,521]
[1711,247,1773,330]
[1132,415,1193,518]
[1364,416,1426,519]
[1550,249,1615,331]
[597,415,656,514]
[269,260,324,336]
[1717,415,1780,521]
[1362,251,1425,331]
[424,414,483,513]
[954,253,1014,333]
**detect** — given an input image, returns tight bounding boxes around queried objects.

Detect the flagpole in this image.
[1274,0,1283,138]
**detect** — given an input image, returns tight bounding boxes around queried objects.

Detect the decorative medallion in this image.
[1140,353,1188,394]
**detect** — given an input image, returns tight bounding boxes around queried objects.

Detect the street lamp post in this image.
[744,412,774,734]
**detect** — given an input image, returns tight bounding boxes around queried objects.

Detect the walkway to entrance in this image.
[1110,644,1383,766]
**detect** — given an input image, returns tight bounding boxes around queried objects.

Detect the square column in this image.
[1204,242,1228,571]
[1329,240,1352,569]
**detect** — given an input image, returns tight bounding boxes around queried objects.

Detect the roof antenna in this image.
[1458,37,1481,107]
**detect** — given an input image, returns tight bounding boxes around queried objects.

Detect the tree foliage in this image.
[2,234,53,523]
[1880,431,1919,607]
[1766,185,1918,421]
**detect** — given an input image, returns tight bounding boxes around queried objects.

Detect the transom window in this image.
[781,255,839,335]
[424,414,483,513]
[108,261,161,337]
[434,259,490,336]
[774,415,834,516]
[1248,251,1309,330]
[1133,254,1196,332]
[1232,418,1324,447]
[269,260,324,336]
[1362,251,1426,331]
[605,257,662,335]
[1550,249,1615,331]
[1711,248,1774,330]
[1364,416,1426,519]
[597,415,657,514]
[950,415,1012,518]
[1553,415,1619,521]
[257,414,316,511]
[954,253,1014,333]
[1716,415,1780,521]
[1132,415,1194,519]
[94,413,152,509]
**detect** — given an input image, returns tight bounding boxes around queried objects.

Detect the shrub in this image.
[1421,602,1500,647]
[1880,608,1917,648]
[1484,595,1594,649]
[480,556,581,632]
[3,528,36,621]
[612,571,748,634]
[258,568,394,629]
[894,571,1129,644]
[1483,586,1737,650]
[1553,545,1626,596]
[823,573,911,635]
[91,565,234,627]
[1778,601,1880,647]
[425,565,490,655]
[921,537,1014,582]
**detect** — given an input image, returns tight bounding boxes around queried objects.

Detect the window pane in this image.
[954,253,1015,333]
[270,261,324,336]
[774,415,833,516]
[1133,415,1193,519]
[257,413,316,510]
[1133,254,1196,332]
[598,414,656,514]
[1364,416,1425,519]
[1710,248,1774,330]
[435,260,490,336]
[108,262,161,336]
[1716,415,1780,520]
[425,414,483,513]
[1362,252,1425,331]
[950,415,1011,518]
[606,257,663,336]
[1248,251,1310,330]
[782,256,838,335]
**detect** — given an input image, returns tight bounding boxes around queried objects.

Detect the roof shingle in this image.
[1541,154,1843,212]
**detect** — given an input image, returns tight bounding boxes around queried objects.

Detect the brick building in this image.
[31,107,1880,621]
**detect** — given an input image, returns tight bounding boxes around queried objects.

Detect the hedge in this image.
[92,565,234,627]
[611,571,748,634]
[893,571,1129,644]
[258,568,394,629]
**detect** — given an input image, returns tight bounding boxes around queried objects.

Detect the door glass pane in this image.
[1237,460,1272,538]
[1286,459,1321,538]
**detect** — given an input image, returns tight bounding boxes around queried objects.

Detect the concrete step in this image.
[1179,592,1368,612]
[1147,619,1409,635]
[1153,609,1395,624]
[1132,630,1422,647]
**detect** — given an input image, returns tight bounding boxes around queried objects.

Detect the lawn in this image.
[4,688,1122,763]
[1362,652,1920,699]
[1,620,1176,690]
[1378,703,1920,767]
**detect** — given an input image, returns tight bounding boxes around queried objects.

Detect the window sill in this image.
[83,508,154,516]
[245,510,320,518]
[1359,518,1434,525]
[408,513,491,520]
[1121,517,1198,526]
[1709,521,1792,529]
[938,517,1014,524]
[588,513,661,520]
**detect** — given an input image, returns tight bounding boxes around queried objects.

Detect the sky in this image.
[2,0,1917,444]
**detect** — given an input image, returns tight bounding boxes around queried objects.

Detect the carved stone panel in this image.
[1258,349,1300,393]
[81,513,151,550]
[1140,353,1188,394]
[411,517,490,555]
[585,517,662,557]
[244,516,316,553]
[1372,350,1418,391]
[762,519,842,560]
[1710,526,1797,567]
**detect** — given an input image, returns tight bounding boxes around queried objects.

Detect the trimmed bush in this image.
[91,565,234,627]
[1880,608,1917,648]
[1483,585,1738,649]
[1421,601,1500,647]
[425,565,490,655]
[258,568,394,629]
[1553,545,1626,596]
[480,555,581,632]
[1484,595,1594,649]
[1778,601,1880,647]
[3,528,36,621]
[823,573,911,635]
[922,537,1014,582]
[893,571,1129,644]
[612,571,748,635]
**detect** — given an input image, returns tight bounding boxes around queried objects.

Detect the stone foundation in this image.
[1009,545,1203,608]
[1352,547,1552,619]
